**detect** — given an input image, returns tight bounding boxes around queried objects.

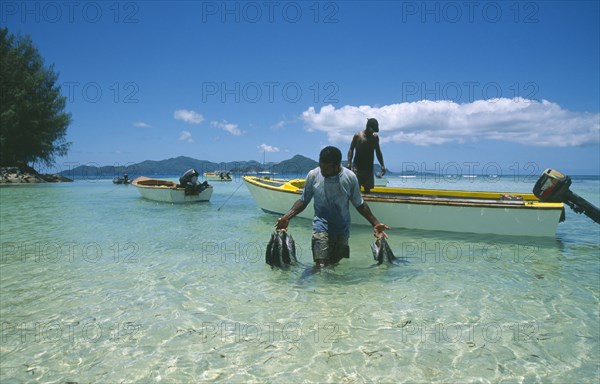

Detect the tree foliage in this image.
[0,27,71,167]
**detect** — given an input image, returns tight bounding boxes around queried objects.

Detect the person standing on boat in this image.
[275,146,390,267]
[347,118,386,194]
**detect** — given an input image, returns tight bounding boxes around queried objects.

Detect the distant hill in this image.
[17,154,501,182]
[60,155,319,179]
[271,155,319,176]
[59,154,435,179]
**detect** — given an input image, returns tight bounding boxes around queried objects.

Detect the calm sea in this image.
[1,174,598,383]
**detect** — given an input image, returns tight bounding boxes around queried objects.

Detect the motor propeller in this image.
[533,169,600,224]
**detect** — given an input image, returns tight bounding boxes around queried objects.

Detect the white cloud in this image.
[211,120,242,136]
[272,120,286,129]
[257,144,280,153]
[178,130,194,143]
[174,109,204,124]
[132,121,151,128]
[300,98,600,147]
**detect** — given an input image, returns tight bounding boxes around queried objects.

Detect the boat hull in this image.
[113,177,132,184]
[242,176,564,237]
[132,177,213,203]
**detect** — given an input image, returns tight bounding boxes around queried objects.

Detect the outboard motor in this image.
[533,169,600,224]
[179,168,199,187]
[179,168,210,195]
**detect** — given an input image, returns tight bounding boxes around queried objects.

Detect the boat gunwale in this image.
[241,176,564,210]
[132,177,177,189]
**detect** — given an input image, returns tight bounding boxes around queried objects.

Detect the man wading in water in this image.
[275,146,390,268]
[347,118,386,194]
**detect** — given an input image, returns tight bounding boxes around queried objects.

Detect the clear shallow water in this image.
[1,176,598,383]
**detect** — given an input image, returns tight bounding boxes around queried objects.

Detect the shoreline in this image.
[0,166,73,184]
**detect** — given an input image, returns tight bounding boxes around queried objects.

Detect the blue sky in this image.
[3,1,599,175]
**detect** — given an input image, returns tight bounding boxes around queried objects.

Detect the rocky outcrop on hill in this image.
[0,166,73,184]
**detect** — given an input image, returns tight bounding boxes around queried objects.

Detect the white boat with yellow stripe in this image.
[242,176,565,237]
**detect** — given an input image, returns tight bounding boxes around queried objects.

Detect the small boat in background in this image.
[374,172,388,186]
[113,175,132,184]
[204,171,232,181]
[132,176,213,203]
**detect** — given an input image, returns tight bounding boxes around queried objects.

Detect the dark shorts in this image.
[312,232,350,266]
[354,166,374,190]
